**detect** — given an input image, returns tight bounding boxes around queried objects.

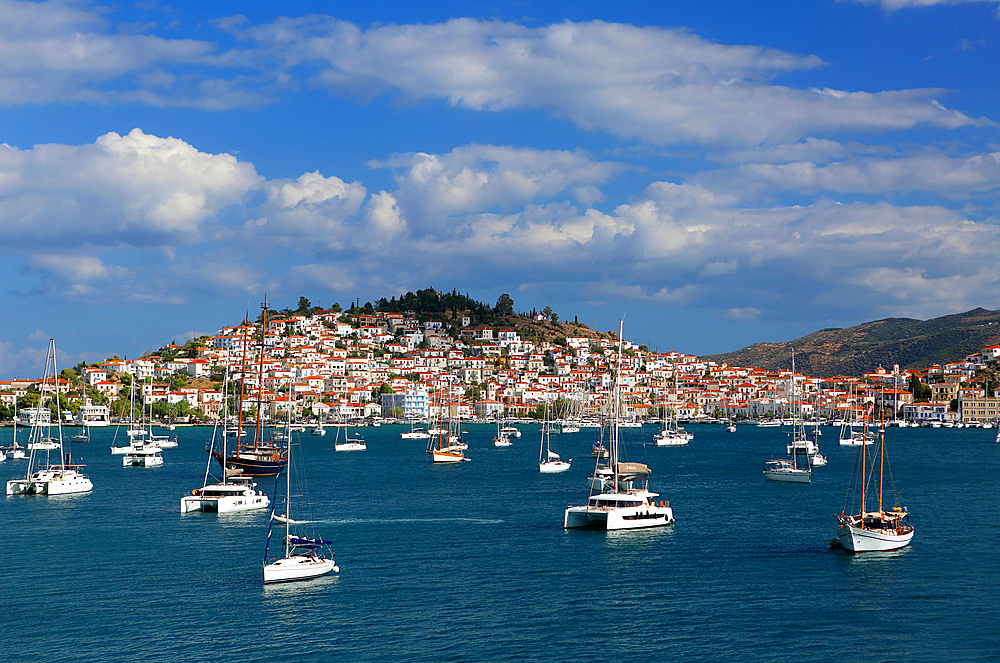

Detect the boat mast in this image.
[235,313,250,454]
[790,350,797,471]
[284,393,292,558]
[50,340,66,471]
[878,397,885,514]
[254,296,269,451]
[612,320,623,488]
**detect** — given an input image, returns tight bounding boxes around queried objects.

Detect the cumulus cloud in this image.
[0,128,261,249]
[373,144,627,234]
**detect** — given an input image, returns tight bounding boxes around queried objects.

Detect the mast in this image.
[612,320,623,488]
[235,312,250,453]
[49,340,65,470]
[284,393,292,558]
[790,350,797,471]
[878,395,885,514]
[254,296,269,451]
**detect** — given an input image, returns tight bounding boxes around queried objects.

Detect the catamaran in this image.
[564,321,674,531]
[6,340,93,496]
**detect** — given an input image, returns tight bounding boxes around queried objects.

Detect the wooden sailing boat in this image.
[426,380,467,463]
[263,412,338,583]
[212,299,287,476]
[834,418,913,552]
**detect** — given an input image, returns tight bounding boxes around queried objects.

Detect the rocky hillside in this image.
[701,308,1000,377]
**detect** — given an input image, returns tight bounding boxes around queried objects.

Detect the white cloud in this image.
[708,151,1000,199]
[373,144,626,234]
[0,128,261,249]
[723,307,761,320]
[234,17,987,147]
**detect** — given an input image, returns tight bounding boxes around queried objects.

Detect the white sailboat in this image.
[493,413,513,447]
[401,419,431,440]
[539,402,570,473]
[834,422,913,552]
[565,321,674,530]
[334,414,366,451]
[764,351,811,483]
[263,420,338,583]
[6,339,93,496]
[654,374,693,446]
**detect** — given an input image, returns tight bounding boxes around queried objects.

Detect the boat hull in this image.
[564,504,674,530]
[212,449,287,476]
[539,460,571,473]
[428,448,466,463]
[263,554,338,583]
[837,523,914,552]
[763,468,811,483]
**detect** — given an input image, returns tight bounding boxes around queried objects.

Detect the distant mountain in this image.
[702,308,1000,377]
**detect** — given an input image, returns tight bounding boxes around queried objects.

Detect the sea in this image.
[1,421,998,663]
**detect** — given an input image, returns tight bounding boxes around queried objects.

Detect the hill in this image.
[702,308,1000,377]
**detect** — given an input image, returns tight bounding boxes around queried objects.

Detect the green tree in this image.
[296,296,313,315]
[495,293,514,316]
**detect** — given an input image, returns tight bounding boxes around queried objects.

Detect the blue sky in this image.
[1,0,999,377]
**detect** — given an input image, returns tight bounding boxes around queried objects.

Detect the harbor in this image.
[2,421,998,661]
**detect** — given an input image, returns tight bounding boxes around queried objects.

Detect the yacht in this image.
[123,443,163,467]
[763,458,811,483]
[181,476,270,513]
[564,321,673,531]
[75,405,111,428]
[6,340,93,496]
[181,368,271,514]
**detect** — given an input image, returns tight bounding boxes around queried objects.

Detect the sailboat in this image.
[211,300,288,476]
[6,339,94,496]
[493,413,513,447]
[181,368,270,513]
[334,413,366,451]
[764,351,812,483]
[833,421,913,552]
[839,386,874,446]
[401,419,431,440]
[538,401,570,472]
[263,416,338,583]
[564,321,674,530]
[426,381,468,463]
[5,401,26,459]
[654,374,693,446]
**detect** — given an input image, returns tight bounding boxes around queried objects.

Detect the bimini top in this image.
[615,462,650,477]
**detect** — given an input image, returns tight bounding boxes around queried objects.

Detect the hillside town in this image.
[2,298,999,428]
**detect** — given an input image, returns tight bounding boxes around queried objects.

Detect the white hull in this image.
[539,460,571,473]
[180,485,270,513]
[123,453,163,467]
[564,502,674,530]
[401,431,431,439]
[654,434,689,446]
[428,448,466,463]
[493,437,513,447]
[8,469,94,495]
[334,442,367,451]
[763,468,811,483]
[837,523,914,552]
[263,554,338,583]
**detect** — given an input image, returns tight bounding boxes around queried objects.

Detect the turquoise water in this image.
[1,423,998,662]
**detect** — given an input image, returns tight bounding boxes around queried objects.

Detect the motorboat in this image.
[123,444,164,467]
